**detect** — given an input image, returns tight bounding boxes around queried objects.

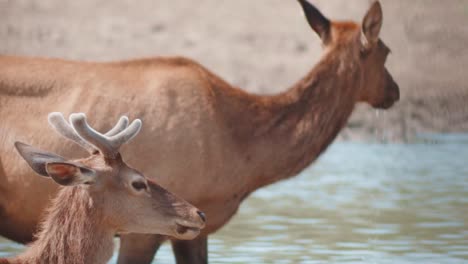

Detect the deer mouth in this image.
[378,83,400,109]
[176,224,201,234]
[375,92,399,109]
[376,99,396,109]
[174,220,204,239]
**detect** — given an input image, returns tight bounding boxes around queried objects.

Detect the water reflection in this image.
[1,134,467,263]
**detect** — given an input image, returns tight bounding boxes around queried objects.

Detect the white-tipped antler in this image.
[105,116,129,137]
[48,113,96,153]
[48,112,142,158]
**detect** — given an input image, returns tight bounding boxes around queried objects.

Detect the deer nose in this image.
[197,211,206,223]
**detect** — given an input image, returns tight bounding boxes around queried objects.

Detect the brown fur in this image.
[0,2,399,263]
[0,116,205,264]
[6,187,114,264]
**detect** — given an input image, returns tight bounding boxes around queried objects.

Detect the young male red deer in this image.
[0,113,205,264]
[0,1,399,263]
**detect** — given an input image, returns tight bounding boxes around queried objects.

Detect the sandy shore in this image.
[1,0,466,141]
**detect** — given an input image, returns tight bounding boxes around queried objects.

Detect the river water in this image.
[1,134,467,263]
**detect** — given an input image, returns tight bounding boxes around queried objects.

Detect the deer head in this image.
[298,0,399,109]
[15,112,206,240]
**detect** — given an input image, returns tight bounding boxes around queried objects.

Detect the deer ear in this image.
[14,141,96,186]
[361,1,383,49]
[298,0,331,43]
[15,141,66,177]
[46,162,96,186]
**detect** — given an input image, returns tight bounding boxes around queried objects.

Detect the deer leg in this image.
[171,235,208,264]
[117,234,166,264]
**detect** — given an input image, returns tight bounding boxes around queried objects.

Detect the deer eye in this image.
[131,181,148,191]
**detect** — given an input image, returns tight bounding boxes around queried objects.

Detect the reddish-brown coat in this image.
[0,1,399,263]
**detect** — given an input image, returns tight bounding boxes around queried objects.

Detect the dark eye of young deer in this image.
[132,181,148,191]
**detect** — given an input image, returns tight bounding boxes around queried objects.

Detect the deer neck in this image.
[234,45,362,190]
[16,187,114,264]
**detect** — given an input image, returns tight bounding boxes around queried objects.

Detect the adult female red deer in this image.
[0,113,205,264]
[0,0,399,263]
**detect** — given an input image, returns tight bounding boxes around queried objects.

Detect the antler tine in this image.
[108,119,142,146]
[69,113,116,158]
[69,113,142,158]
[48,112,97,153]
[105,116,129,137]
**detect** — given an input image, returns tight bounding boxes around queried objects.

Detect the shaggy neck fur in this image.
[7,187,115,264]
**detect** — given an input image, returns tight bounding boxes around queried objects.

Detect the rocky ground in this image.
[1,0,466,142]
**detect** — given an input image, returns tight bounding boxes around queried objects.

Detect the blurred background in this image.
[1,0,467,263]
[1,0,467,141]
